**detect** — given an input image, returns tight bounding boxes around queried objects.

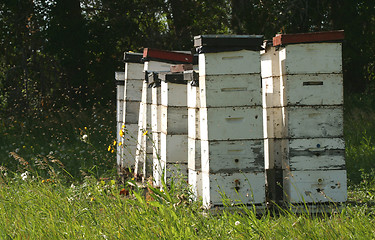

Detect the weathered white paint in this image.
[123,79,143,102]
[200,106,263,141]
[188,108,200,140]
[125,62,145,80]
[161,106,188,135]
[283,169,347,203]
[279,43,343,74]
[160,133,188,164]
[144,61,172,72]
[189,169,203,200]
[161,81,188,107]
[188,137,201,170]
[201,139,264,173]
[164,163,188,183]
[202,171,266,207]
[285,106,344,138]
[199,50,261,76]
[117,100,140,124]
[260,44,280,78]
[199,74,262,108]
[187,84,200,108]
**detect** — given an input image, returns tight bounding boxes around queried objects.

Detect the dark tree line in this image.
[0,0,374,114]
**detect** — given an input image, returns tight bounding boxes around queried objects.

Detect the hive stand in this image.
[116,52,144,179]
[134,49,193,183]
[195,35,266,210]
[261,31,347,211]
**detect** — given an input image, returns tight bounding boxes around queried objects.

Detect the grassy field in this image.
[1,92,375,239]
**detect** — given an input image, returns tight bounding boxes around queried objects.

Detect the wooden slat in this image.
[273,30,344,46]
[143,48,193,64]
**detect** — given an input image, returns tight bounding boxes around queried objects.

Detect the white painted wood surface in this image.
[201,139,264,173]
[160,133,188,163]
[187,84,200,108]
[125,62,145,80]
[199,50,260,76]
[202,171,266,207]
[199,74,262,108]
[117,100,140,124]
[200,106,263,141]
[161,106,188,135]
[188,108,200,139]
[161,81,188,107]
[260,45,280,78]
[188,137,201,170]
[144,61,173,72]
[283,169,347,203]
[189,169,203,199]
[279,43,343,75]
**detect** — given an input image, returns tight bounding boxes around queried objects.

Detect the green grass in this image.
[0,92,375,238]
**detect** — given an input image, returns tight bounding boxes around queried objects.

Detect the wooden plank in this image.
[279,43,342,74]
[201,139,264,173]
[286,106,344,138]
[161,106,188,135]
[283,169,347,203]
[200,106,263,141]
[188,108,200,140]
[194,35,263,48]
[202,171,266,207]
[143,48,193,64]
[282,74,343,106]
[273,30,344,46]
[200,74,262,108]
[199,50,261,76]
[144,61,173,72]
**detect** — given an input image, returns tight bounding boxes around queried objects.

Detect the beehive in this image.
[134,49,193,183]
[195,35,265,209]
[116,52,144,178]
[261,31,347,206]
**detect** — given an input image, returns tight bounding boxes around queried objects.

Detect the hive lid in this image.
[123,52,143,63]
[158,72,186,84]
[273,30,345,46]
[143,48,193,64]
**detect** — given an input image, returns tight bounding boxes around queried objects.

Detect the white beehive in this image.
[262,31,347,206]
[116,52,144,175]
[195,34,265,209]
[134,50,192,181]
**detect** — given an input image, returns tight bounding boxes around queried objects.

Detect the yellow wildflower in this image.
[113,140,117,146]
[42,179,45,183]
[119,142,122,146]
[90,197,94,202]
[84,127,87,130]
[111,149,115,153]
[143,130,148,136]
[119,129,124,137]
[122,124,125,129]
[107,145,111,152]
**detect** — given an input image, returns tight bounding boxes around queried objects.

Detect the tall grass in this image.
[1,92,375,238]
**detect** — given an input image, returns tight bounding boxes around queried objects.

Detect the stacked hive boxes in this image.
[116,52,144,177]
[186,70,202,199]
[135,48,193,182]
[195,35,265,208]
[262,31,347,206]
[158,71,189,184]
